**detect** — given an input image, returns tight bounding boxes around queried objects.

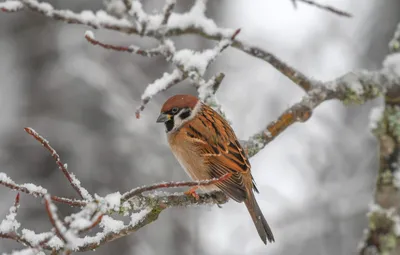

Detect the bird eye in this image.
[171,107,179,114]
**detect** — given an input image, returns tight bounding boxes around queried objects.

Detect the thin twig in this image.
[122,173,232,202]
[295,0,352,18]
[0,233,33,248]
[135,69,187,119]
[84,31,162,57]
[161,0,176,25]
[78,213,103,234]
[24,127,91,200]
[18,0,313,93]
[0,174,86,206]
[44,195,68,243]
[14,193,20,211]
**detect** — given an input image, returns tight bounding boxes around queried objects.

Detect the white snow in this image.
[0,172,48,196]
[70,173,92,200]
[84,30,95,40]
[369,106,384,130]
[69,217,92,230]
[46,236,64,249]
[130,208,151,225]
[167,0,233,38]
[0,1,24,11]
[173,49,215,75]
[0,205,20,234]
[383,52,400,77]
[100,215,125,233]
[21,229,52,246]
[0,172,14,184]
[393,169,400,189]
[22,0,53,13]
[104,192,122,211]
[20,183,47,195]
[22,0,132,29]
[340,72,364,95]
[141,69,183,101]
[130,1,148,23]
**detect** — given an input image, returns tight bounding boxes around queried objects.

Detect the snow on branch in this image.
[0,194,20,235]
[0,128,231,253]
[24,127,92,201]
[357,21,400,255]
[1,0,399,253]
[244,68,399,156]
[1,0,348,114]
[0,1,23,12]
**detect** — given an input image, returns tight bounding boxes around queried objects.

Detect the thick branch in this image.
[245,69,398,156]
[358,22,400,255]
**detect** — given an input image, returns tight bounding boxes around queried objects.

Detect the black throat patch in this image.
[165,119,174,132]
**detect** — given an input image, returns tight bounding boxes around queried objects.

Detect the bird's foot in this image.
[184,186,200,200]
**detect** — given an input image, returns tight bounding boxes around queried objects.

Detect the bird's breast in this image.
[167,132,218,192]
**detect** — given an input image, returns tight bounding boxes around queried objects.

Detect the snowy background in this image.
[0,0,399,254]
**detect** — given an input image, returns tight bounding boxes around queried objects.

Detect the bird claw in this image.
[185,186,200,200]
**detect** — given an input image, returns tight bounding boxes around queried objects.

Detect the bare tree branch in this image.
[244,68,399,156]
[24,127,92,200]
[0,127,231,253]
[84,31,163,57]
[293,0,352,17]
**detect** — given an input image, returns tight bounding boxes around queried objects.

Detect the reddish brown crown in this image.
[160,94,199,112]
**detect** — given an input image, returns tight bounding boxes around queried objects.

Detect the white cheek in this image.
[173,114,184,129]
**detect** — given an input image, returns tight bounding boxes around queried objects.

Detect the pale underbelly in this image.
[172,148,220,192]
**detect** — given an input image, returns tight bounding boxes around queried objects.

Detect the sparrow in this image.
[156,94,275,244]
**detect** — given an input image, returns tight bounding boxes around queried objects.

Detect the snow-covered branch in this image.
[1,0,399,253]
[0,128,230,253]
[1,0,348,116]
[245,68,399,156]
[357,22,400,255]
[24,127,92,201]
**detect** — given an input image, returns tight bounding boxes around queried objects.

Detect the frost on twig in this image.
[354,21,400,255]
[0,194,20,235]
[24,127,92,200]
[0,1,24,12]
[136,69,186,118]
[0,128,231,253]
[2,0,351,99]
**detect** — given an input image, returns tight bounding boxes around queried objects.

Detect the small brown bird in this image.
[156,94,274,244]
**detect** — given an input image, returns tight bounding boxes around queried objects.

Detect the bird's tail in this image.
[244,191,275,244]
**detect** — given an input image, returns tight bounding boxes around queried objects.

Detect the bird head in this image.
[156,94,200,133]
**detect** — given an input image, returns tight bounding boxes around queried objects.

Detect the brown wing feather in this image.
[184,103,255,202]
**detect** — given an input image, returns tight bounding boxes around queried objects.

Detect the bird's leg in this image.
[184,186,200,200]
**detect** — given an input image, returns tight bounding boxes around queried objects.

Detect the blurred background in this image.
[0,0,399,254]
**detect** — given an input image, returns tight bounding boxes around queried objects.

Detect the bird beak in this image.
[156,113,171,123]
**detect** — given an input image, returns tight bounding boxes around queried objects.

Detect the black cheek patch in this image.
[179,109,191,120]
[165,119,174,132]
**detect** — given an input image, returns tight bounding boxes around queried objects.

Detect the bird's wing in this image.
[184,104,253,202]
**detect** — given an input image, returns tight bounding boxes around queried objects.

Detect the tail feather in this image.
[244,191,275,244]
